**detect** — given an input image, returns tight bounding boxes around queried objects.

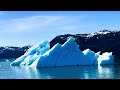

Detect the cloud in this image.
[0,15,86,32]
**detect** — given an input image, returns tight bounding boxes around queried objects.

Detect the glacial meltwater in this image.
[0,60,120,79]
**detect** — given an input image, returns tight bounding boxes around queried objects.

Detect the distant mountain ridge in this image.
[0,45,32,59]
[50,30,120,63]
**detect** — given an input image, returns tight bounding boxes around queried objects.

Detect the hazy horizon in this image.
[0,11,120,47]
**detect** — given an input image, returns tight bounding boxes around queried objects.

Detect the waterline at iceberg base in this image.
[10,37,114,68]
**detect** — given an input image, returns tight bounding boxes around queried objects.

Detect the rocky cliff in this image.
[0,45,31,59]
[50,30,120,63]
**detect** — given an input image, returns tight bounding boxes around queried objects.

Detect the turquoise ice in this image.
[10,37,114,67]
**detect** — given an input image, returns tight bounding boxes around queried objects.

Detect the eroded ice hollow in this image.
[10,37,114,67]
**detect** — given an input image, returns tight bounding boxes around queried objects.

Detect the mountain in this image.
[0,29,119,64]
[0,45,31,59]
[50,30,120,63]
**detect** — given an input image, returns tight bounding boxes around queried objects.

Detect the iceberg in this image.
[98,52,114,65]
[10,37,114,67]
[10,40,50,66]
[30,38,88,67]
[83,49,100,65]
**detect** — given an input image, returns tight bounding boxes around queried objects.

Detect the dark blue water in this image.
[0,61,120,79]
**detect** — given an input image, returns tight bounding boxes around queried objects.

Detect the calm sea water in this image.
[0,60,120,79]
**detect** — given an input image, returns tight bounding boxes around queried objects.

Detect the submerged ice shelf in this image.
[10,37,114,67]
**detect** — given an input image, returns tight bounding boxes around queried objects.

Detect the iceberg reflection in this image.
[10,64,115,79]
[98,65,115,79]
